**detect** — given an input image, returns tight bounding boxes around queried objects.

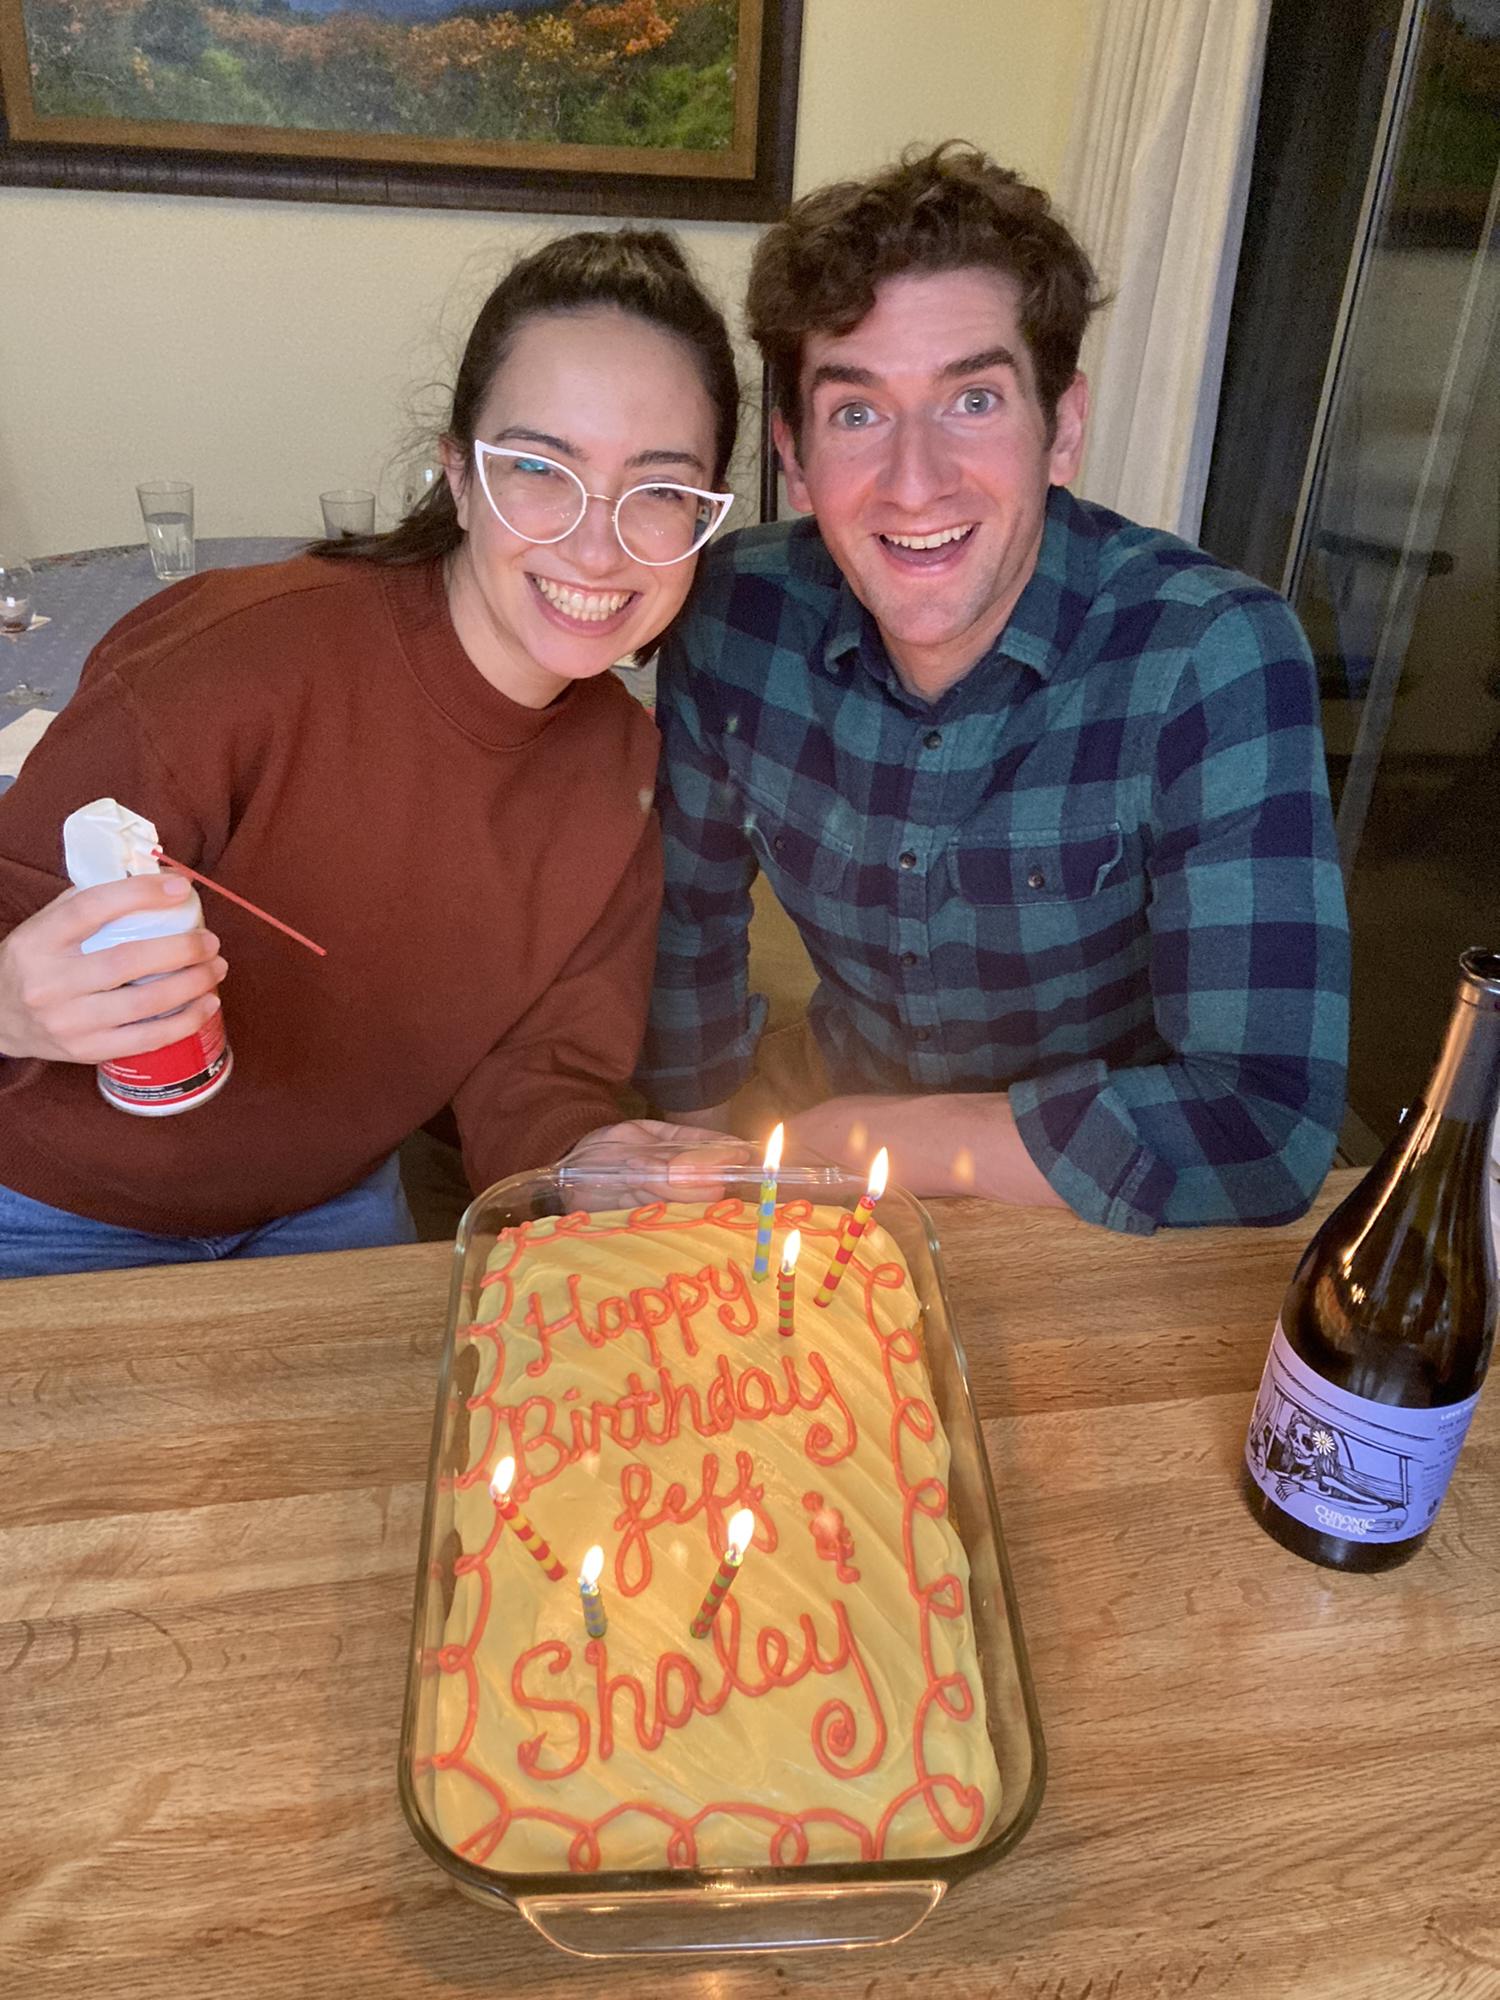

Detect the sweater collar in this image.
[381,560,574,749]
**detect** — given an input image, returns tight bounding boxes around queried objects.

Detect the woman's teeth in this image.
[881,525,974,550]
[533,577,634,621]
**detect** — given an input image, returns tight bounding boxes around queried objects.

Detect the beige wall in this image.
[0,0,1095,557]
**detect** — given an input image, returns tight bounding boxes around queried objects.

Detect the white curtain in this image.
[1059,0,1271,541]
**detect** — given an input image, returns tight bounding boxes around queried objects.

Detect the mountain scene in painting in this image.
[19,0,739,151]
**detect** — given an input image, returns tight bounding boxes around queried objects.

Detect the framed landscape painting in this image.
[0,0,800,218]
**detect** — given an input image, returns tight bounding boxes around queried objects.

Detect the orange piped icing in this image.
[425,1199,1002,1872]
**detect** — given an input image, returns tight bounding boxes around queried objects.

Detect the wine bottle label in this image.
[1245,1321,1482,1546]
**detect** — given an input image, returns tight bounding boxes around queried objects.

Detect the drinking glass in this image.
[137,481,196,580]
[320,489,376,537]
[0,559,34,633]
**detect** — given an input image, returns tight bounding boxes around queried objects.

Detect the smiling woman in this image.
[0,227,742,1279]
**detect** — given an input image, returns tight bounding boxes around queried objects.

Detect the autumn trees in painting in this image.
[16,0,740,153]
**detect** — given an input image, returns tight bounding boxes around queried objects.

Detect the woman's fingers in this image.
[42,872,196,948]
[0,870,226,1063]
[60,990,225,1066]
[82,927,223,993]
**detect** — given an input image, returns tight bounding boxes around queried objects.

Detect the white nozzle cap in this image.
[63,798,162,890]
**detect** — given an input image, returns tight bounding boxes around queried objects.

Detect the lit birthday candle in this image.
[489,1455,566,1582]
[751,1121,784,1281]
[777,1228,801,1338]
[579,1544,608,1640]
[689,1506,755,1639]
[813,1147,889,1308]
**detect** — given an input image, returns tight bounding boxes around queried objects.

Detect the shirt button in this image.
[914,1026,932,1043]
[898,851,918,871]
[1028,867,1047,890]
[774,835,786,854]
[899,950,918,969]
[923,730,943,750]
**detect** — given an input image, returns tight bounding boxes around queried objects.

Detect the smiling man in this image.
[635,145,1350,1233]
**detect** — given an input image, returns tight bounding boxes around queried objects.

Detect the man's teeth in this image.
[883,526,973,550]
[534,577,633,621]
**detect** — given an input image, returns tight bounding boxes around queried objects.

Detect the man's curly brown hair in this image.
[748,142,1103,446]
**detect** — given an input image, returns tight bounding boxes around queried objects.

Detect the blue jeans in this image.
[0,1154,417,1280]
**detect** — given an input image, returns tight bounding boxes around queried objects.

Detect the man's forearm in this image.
[785,1091,1067,1207]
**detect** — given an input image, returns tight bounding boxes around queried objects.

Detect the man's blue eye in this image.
[958,388,997,415]
[833,404,874,430]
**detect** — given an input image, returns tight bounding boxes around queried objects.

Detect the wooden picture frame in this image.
[0,0,801,221]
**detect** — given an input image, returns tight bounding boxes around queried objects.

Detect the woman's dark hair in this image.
[748,142,1103,445]
[313,227,739,566]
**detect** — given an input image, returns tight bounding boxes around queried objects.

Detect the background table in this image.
[2,1171,1497,1999]
[0,540,309,791]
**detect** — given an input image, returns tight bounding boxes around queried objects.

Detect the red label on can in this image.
[99,1009,230,1108]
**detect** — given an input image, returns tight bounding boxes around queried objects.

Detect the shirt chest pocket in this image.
[950,821,1128,906]
[741,783,857,901]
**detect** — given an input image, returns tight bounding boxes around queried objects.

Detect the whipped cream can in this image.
[64,798,233,1117]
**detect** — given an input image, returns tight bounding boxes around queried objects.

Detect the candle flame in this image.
[727,1507,756,1559]
[490,1455,515,1501]
[868,1147,889,1201]
[580,1544,604,1588]
[781,1227,801,1273]
[762,1121,784,1174]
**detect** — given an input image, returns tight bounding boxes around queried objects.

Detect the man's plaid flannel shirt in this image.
[639,487,1349,1233]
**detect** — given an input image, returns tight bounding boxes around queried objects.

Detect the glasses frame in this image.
[473,443,734,568]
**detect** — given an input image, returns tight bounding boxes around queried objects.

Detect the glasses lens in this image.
[617,485,717,563]
[480,452,582,541]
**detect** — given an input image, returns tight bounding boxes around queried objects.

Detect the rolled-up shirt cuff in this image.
[1010,1058,1175,1235]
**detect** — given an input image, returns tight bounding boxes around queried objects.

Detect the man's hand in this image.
[559,1117,759,1207]
[0,875,227,1064]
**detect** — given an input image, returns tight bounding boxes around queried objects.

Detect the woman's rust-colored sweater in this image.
[0,556,662,1235]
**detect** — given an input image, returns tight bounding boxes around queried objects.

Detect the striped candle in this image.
[579,1544,608,1640]
[751,1122,784,1281]
[777,1228,801,1337]
[489,1455,567,1582]
[813,1147,890,1308]
[689,1507,755,1639]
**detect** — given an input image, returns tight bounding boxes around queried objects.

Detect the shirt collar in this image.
[818,484,1101,694]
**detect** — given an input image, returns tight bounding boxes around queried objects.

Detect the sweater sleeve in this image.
[449,813,664,1189]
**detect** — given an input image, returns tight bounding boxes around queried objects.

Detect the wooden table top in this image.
[3,1169,1497,2000]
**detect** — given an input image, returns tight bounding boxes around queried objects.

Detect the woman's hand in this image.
[0,875,227,1064]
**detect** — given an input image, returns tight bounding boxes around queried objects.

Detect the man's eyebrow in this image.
[807,347,1022,397]
[490,426,706,475]
[807,363,881,395]
[939,345,1020,380]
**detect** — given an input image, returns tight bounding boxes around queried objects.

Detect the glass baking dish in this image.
[398,1157,1045,1957]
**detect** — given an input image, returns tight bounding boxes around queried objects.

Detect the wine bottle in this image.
[1243,947,1500,1571]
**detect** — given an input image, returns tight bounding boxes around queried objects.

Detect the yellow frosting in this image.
[427,1198,1002,1873]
